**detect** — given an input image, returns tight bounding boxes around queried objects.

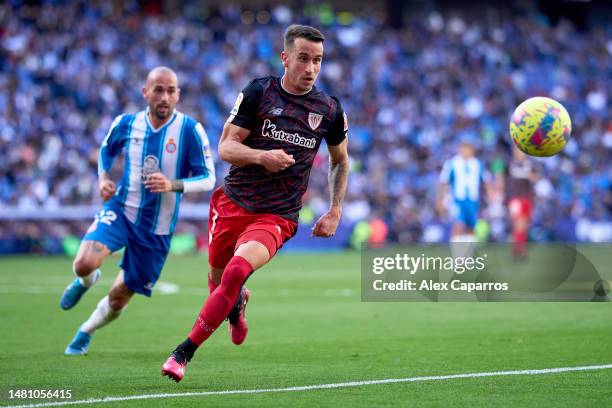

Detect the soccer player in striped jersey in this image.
[437,138,491,244]
[60,67,216,355]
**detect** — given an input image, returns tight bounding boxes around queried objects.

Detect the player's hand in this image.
[436,200,447,218]
[257,149,295,173]
[99,178,116,202]
[144,172,171,193]
[312,208,341,238]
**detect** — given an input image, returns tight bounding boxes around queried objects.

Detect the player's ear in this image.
[142,86,148,99]
[281,50,288,68]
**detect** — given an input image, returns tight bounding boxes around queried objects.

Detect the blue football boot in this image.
[60,270,100,310]
[64,330,92,355]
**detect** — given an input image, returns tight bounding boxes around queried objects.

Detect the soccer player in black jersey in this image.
[162,25,350,382]
[505,145,539,259]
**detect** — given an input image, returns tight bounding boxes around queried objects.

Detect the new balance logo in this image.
[268,107,283,115]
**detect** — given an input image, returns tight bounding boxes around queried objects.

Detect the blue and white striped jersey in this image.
[439,155,487,202]
[98,109,215,235]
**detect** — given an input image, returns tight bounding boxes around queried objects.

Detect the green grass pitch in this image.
[0,252,611,407]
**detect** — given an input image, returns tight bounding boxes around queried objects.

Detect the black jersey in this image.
[507,158,537,199]
[224,76,347,222]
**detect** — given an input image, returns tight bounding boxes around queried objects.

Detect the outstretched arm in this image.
[312,139,349,237]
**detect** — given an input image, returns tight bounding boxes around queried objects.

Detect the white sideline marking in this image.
[2,364,611,408]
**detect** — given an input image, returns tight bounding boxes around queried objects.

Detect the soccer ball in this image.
[509,97,571,157]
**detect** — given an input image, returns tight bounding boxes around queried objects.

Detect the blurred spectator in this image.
[0,1,610,248]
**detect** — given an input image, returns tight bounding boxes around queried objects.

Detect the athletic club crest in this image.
[166,137,177,153]
[308,112,323,130]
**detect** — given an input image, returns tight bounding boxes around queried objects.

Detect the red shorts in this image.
[509,197,533,220]
[208,188,297,269]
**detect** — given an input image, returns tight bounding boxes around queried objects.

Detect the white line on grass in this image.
[2,363,611,408]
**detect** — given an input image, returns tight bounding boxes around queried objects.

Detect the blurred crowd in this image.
[0,0,610,249]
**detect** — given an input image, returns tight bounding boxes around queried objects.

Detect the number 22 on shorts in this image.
[87,209,117,233]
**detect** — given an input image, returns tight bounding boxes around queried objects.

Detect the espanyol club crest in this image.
[166,137,177,153]
[308,112,323,130]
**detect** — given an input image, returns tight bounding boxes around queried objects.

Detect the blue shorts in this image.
[451,200,479,230]
[82,201,171,297]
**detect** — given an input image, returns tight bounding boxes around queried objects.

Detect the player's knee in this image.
[219,258,252,290]
[73,256,99,276]
[220,268,244,290]
[108,293,129,311]
[209,268,223,285]
[108,283,132,311]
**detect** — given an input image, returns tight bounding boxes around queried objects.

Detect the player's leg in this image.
[512,215,529,259]
[509,198,530,260]
[65,271,134,355]
[60,207,125,310]
[206,189,233,295]
[60,241,108,310]
[163,215,295,382]
[193,240,268,343]
[162,240,269,382]
[203,188,248,339]
[450,200,477,258]
[225,238,274,344]
[65,220,169,355]
[208,267,223,293]
[192,225,283,343]
[450,222,466,239]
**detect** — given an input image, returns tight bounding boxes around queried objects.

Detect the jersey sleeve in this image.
[325,97,348,146]
[98,114,126,175]
[480,161,491,183]
[183,122,216,193]
[227,79,263,130]
[439,160,452,184]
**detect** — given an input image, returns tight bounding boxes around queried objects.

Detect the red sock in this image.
[208,273,218,294]
[513,229,527,256]
[189,256,253,346]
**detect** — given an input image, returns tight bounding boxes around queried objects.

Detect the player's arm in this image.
[312,100,349,238]
[145,123,216,193]
[528,163,539,183]
[218,123,295,172]
[482,166,495,205]
[436,162,451,216]
[436,182,449,216]
[312,139,349,238]
[97,115,126,201]
[483,180,495,206]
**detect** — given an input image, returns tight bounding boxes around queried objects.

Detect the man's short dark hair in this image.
[284,24,325,50]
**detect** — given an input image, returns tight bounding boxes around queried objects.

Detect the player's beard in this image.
[298,74,316,92]
[153,104,172,120]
